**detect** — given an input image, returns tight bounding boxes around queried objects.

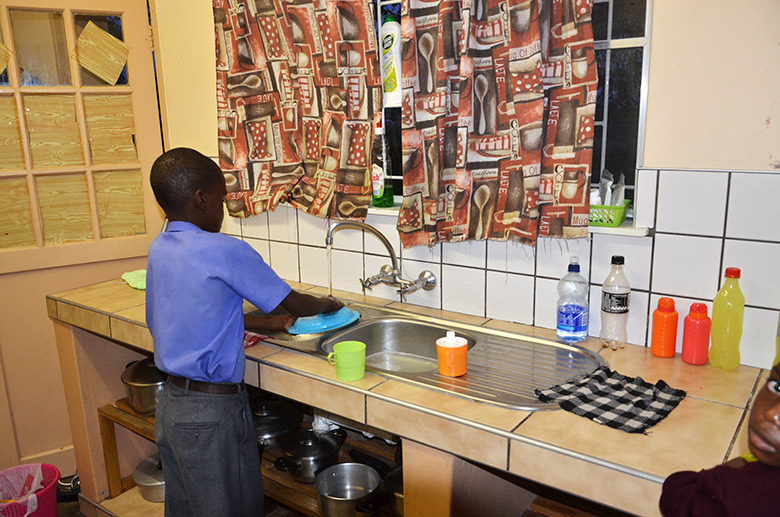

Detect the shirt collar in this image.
[166,220,201,232]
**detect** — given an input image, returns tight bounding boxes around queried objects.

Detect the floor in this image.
[56,497,304,516]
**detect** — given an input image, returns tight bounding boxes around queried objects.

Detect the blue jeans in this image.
[155,379,263,517]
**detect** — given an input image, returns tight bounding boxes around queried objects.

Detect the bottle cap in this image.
[688,303,708,319]
[446,330,456,343]
[568,256,580,273]
[657,297,675,311]
[724,267,741,278]
[611,255,624,265]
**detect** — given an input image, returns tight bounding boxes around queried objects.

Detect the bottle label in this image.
[371,163,384,196]
[602,292,629,314]
[557,304,589,332]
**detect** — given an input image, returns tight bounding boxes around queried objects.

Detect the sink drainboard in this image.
[376,335,603,410]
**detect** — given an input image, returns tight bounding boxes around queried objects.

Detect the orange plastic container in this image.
[436,331,467,377]
[651,297,678,358]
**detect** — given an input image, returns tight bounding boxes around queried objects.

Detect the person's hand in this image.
[245,314,296,332]
[320,295,344,314]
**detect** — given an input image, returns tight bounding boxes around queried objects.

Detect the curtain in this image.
[213,0,382,220]
[397,0,596,247]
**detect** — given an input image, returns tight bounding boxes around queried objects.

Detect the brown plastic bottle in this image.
[651,297,678,358]
[682,303,711,365]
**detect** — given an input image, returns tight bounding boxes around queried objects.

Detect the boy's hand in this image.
[245,314,296,332]
[320,295,344,314]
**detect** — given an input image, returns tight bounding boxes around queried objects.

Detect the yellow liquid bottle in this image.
[709,268,745,370]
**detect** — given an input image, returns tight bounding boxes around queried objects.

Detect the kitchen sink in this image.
[248,303,606,410]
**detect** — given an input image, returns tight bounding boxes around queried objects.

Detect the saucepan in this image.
[120,358,167,415]
[274,429,347,483]
[348,448,404,516]
[315,462,383,517]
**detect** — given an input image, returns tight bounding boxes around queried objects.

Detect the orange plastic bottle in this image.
[682,303,711,365]
[651,297,678,358]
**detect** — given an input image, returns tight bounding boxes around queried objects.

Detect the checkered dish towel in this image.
[535,366,687,434]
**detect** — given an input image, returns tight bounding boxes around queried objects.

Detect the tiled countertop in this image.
[47,279,763,516]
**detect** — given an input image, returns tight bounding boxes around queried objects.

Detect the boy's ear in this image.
[194,188,208,211]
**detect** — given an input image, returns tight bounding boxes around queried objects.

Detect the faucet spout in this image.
[326,220,400,272]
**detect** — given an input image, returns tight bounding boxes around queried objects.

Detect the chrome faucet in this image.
[325,220,437,300]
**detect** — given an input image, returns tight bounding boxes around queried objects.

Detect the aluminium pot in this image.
[273,429,346,483]
[315,463,382,517]
[348,448,403,516]
[133,452,165,503]
[121,358,167,415]
[252,399,303,451]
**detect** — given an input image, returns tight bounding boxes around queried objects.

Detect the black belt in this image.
[168,375,243,394]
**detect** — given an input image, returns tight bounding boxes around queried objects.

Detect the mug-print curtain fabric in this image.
[214,0,382,219]
[397,0,597,247]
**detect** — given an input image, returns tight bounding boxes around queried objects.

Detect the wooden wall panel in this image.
[24,95,84,168]
[35,173,93,245]
[0,96,26,170]
[94,170,145,238]
[84,95,138,164]
[0,177,35,250]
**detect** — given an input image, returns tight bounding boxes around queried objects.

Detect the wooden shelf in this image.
[98,398,400,516]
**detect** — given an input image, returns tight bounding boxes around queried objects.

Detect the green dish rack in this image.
[589,200,631,227]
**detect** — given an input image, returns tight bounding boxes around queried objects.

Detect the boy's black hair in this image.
[150,147,223,214]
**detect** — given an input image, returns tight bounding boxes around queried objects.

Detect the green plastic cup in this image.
[327,341,366,382]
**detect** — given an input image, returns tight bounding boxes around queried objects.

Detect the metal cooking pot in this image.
[120,358,166,415]
[252,399,303,450]
[315,463,382,517]
[274,429,346,483]
[349,448,403,516]
[133,452,165,503]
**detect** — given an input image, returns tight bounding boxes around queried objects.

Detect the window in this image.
[591,0,651,199]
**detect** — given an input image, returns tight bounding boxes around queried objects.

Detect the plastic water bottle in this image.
[556,256,589,343]
[600,255,630,350]
[709,267,745,370]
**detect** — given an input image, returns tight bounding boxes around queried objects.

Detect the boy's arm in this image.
[280,290,343,317]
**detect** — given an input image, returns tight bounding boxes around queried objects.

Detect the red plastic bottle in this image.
[651,297,678,358]
[682,303,712,365]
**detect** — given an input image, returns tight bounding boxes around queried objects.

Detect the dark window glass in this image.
[595,49,607,121]
[604,47,642,191]
[592,124,604,183]
[611,0,646,39]
[592,2,609,41]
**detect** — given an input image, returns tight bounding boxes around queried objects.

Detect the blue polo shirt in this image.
[146,221,291,383]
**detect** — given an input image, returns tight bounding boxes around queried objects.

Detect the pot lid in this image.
[133,453,164,487]
[253,400,303,440]
[283,429,342,459]
[288,307,359,335]
[121,358,167,387]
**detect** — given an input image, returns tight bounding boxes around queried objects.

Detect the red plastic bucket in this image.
[0,464,59,517]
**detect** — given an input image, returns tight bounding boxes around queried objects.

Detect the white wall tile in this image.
[364,213,402,258]
[221,207,242,236]
[246,238,270,264]
[298,212,328,247]
[442,240,486,269]
[242,212,269,240]
[327,220,364,252]
[330,249,364,294]
[652,234,722,299]
[535,237,591,280]
[441,265,485,317]
[402,242,441,263]
[740,308,780,369]
[486,240,535,275]
[648,294,713,356]
[401,259,442,309]
[634,169,657,229]
[726,172,780,242]
[589,288,649,347]
[722,240,780,309]
[365,254,401,301]
[534,277,557,329]
[486,272,534,325]
[268,205,298,242]
[268,241,300,283]
[299,246,329,288]
[655,170,728,236]
[591,234,653,290]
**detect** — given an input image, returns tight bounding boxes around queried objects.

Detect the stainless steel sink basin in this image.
[318,318,476,374]
[249,303,606,411]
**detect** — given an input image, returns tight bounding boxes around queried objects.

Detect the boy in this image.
[660,361,780,515]
[146,147,341,516]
